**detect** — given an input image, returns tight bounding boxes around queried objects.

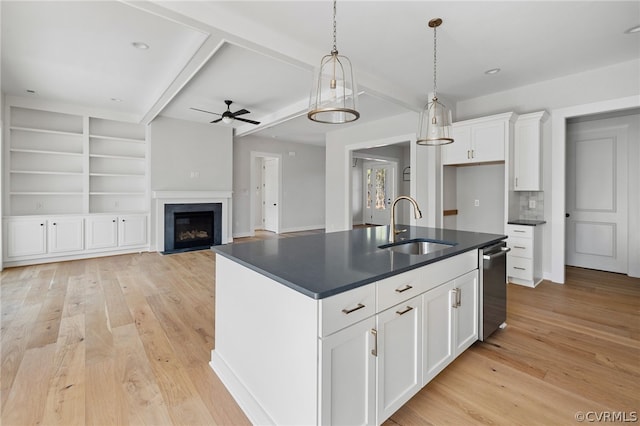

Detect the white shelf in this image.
[89,134,145,143]
[10,192,83,196]
[10,148,83,157]
[10,170,84,176]
[10,126,83,137]
[90,192,146,196]
[89,172,144,177]
[89,153,145,160]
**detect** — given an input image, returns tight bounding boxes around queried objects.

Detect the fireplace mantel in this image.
[152,190,232,251]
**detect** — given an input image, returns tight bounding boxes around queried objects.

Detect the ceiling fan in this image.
[190,100,260,125]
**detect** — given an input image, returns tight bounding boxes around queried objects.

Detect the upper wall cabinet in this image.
[513,111,548,191]
[4,102,148,216]
[442,112,517,166]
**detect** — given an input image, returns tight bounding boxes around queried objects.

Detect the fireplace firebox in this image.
[164,203,222,254]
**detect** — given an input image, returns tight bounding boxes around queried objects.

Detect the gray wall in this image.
[233,135,325,236]
[149,116,233,191]
[455,164,505,235]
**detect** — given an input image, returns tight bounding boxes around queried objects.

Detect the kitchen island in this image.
[211,226,506,425]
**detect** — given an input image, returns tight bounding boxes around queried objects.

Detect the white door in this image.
[376,295,422,424]
[422,281,454,385]
[118,215,147,247]
[262,158,279,233]
[48,217,84,253]
[453,270,479,356]
[364,162,396,225]
[319,317,376,426]
[566,115,632,273]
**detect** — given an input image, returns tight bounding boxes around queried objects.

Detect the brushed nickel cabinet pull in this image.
[395,284,413,293]
[471,149,475,158]
[456,288,462,307]
[342,303,365,315]
[514,246,527,249]
[513,230,526,233]
[371,329,378,357]
[515,177,519,187]
[451,288,458,308]
[396,306,414,316]
[514,266,526,271]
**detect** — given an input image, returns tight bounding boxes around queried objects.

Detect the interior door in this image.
[566,116,630,273]
[364,162,395,225]
[263,158,279,233]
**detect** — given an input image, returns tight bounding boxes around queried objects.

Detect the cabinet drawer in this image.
[506,224,533,239]
[319,285,376,337]
[507,256,533,280]
[376,268,425,312]
[506,237,532,258]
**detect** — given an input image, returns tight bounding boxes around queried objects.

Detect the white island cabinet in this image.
[211,250,478,425]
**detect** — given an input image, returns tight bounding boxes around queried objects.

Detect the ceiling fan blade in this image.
[190,107,221,116]
[231,109,250,117]
[234,117,261,125]
[210,118,223,123]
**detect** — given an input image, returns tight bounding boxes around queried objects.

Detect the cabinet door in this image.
[453,270,479,356]
[319,317,376,426]
[5,218,47,257]
[376,295,422,424]
[422,281,454,385]
[514,119,541,191]
[118,215,147,247]
[86,216,118,249]
[442,125,472,165]
[471,121,505,163]
[48,217,84,253]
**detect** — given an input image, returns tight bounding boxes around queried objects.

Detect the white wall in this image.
[326,112,441,232]
[233,135,325,236]
[148,116,233,247]
[456,59,640,282]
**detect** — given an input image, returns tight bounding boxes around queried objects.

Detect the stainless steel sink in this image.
[379,239,455,255]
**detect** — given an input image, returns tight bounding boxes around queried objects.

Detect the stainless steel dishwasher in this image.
[479,241,510,341]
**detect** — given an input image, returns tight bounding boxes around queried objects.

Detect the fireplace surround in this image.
[152,191,232,253]
[163,203,222,253]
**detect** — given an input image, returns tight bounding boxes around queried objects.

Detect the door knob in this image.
[565,213,570,218]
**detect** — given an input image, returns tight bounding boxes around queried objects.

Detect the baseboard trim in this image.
[210,351,274,426]
[278,224,325,234]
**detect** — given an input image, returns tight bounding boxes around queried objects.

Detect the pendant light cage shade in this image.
[417,17,454,146]
[308,53,359,124]
[417,97,453,145]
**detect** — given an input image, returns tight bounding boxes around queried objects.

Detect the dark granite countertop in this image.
[212,226,506,300]
[507,219,546,226]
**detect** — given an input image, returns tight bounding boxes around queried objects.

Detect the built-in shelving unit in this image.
[88,117,147,213]
[4,105,148,216]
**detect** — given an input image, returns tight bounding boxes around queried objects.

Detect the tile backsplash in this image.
[518,191,545,220]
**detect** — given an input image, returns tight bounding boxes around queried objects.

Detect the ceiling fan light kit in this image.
[417,18,454,146]
[308,0,360,124]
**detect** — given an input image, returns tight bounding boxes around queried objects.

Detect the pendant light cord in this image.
[332,0,338,54]
[432,24,438,99]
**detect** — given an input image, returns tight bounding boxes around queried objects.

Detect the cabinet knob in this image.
[122,219,126,222]
[112,219,116,223]
[52,223,57,226]
[40,223,44,226]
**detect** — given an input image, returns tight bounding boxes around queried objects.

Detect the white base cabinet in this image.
[211,250,479,425]
[506,224,543,287]
[3,214,148,266]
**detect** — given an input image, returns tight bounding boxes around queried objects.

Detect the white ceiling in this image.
[2,1,639,145]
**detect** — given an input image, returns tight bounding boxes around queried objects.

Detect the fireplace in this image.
[164,203,222,254]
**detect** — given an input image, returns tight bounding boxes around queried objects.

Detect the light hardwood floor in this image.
[1,233,638,425]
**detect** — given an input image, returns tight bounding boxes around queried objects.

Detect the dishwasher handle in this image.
[483,247,510,260]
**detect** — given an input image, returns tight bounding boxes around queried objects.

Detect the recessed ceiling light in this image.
[485,68,501,75]
[625,25,640,34]
[131,41,149,50]
[111,98,123,102]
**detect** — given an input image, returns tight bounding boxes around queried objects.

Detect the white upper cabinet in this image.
[513,111,548,191]
[442,112,516,165]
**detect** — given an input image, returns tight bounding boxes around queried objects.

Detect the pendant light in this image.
[417,18,453,146]
[308,0,359,124]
